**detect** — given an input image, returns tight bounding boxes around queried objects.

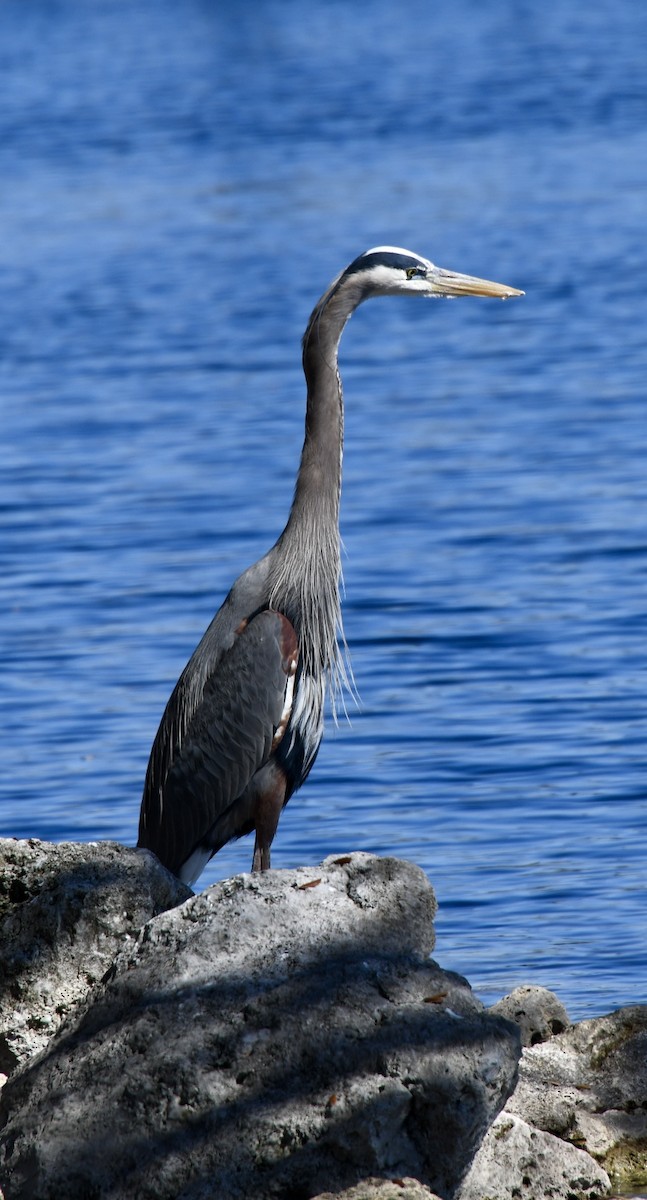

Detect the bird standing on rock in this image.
[137,246,523,885]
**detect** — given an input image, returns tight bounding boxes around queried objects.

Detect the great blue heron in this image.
[137,246,523,885]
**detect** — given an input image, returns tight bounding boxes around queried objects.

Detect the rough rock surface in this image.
[458,1112,611,1200]
[0,853,520,1200]
[0,837,191,1077]
[313,1178,443,1199]
[491,985,570,1047]
[506,1005,647,1190]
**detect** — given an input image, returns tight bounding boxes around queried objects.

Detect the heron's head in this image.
[343,246,523,301]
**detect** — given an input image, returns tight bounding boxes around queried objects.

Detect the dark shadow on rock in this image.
[0,854,520,1200]
[0,837,191,1075]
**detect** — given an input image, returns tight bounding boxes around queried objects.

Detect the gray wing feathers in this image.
[138,610,298,876]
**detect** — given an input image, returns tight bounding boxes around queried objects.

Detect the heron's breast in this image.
[277,670,325,787]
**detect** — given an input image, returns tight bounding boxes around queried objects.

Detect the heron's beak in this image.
[430,267,524,300]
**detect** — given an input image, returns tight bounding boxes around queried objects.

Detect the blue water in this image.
[1,0,646,1021]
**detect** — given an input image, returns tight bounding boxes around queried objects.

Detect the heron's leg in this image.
[251,763,287,873]
[252,839,270,873]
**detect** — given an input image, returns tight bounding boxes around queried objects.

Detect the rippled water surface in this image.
[1,0,646,1020]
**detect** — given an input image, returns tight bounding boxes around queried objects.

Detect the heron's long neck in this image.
[270,283,360,689]
[293,306,347,537]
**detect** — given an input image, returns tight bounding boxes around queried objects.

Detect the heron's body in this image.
[138,247,522,885]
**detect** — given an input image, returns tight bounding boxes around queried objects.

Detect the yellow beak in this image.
[431,267,524,299]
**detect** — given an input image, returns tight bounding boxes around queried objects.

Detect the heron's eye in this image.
[406,266,426,280]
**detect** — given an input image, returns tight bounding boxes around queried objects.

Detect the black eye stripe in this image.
[345,251,427,277]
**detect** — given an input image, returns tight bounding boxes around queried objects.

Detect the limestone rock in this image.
[0,837,191,1076]
[491,985,570,1047]
[506,1005,647,1190]
[0,853,520,1200]
[458,1112,611,1200]
[313,1177,443,1200]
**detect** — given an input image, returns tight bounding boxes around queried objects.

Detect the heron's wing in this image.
[138,610,298,877]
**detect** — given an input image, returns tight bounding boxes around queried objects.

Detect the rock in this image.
[0,853,521,1200]
[506,1005,647,1191]
[313,1177,443,1199]
[491,985,570,1047]
[457,1112,611,1200]
[0,837,191,1076]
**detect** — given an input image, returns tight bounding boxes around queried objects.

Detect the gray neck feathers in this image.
[269,272,363,703]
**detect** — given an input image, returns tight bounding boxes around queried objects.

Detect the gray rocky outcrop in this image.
[458,1111,611,1200]
[491,984,570,1047]
[312,1179,443,1200]
[0,837,190,1078]
[505,1005,647,1191]
[0,850,520,1200]
[463,993,647,1198]
[0,838,645,1200]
